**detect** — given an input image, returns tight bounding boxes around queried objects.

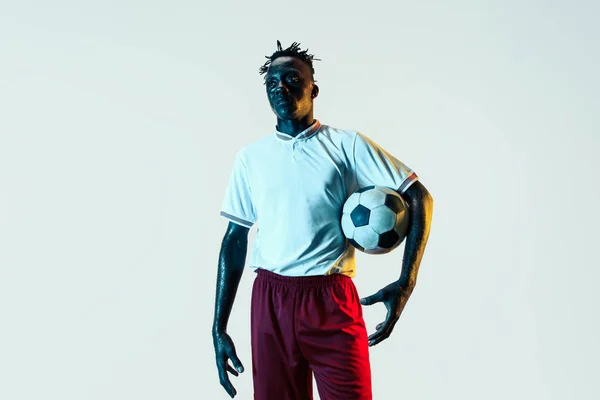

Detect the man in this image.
[212,41,434,400]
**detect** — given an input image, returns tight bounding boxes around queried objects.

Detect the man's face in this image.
[264,56,317,120]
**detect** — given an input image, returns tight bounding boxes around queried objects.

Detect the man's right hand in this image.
[213,330,245,398]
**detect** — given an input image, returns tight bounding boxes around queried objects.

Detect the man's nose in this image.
[275,81,288,94]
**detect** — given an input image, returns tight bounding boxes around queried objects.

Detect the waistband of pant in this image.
[254,268,350,288]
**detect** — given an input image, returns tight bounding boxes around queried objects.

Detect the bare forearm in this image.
[399,184,434,288]
[212,234,247,334]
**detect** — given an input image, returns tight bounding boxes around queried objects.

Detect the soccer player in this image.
[212,41,434,399]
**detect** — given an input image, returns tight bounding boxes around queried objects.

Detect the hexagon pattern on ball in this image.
[353,226,380,249]
[368,205,396,234]
[340,185,410,255]
[359,188,386,209]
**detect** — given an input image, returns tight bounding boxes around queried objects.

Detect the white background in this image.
[1,1,598,399]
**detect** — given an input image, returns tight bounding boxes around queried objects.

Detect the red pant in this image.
[251,268,372,400]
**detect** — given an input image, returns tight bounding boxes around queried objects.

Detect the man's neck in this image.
[276,116,315,137]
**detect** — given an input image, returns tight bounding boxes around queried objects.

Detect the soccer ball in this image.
[341,185,410,254]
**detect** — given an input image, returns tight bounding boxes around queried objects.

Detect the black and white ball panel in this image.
[341,186,409,255]
[350,204,370,227]
[367,206,396,233]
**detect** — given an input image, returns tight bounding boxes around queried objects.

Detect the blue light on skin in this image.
[264,56,319,137]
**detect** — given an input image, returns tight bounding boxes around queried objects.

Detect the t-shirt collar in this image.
[275,119,321,141]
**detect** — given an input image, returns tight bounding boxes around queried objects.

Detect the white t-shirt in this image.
[220,119,418,277]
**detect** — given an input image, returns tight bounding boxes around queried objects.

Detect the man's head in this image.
[259,41,321,121]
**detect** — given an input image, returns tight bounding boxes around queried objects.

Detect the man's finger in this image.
[368,309,393,341]
[216,358,237,397]
[218,370,237,398]
[226,364,239,376]
[369,317,399,346]
[368,332,390,347]
[227,349,245,373]
[360,291,383,306]
[368,324,392,346]
[368,320,389,343]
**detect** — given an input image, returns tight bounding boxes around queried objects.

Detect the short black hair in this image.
[259,40,321,82]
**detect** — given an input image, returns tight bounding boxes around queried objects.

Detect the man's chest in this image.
[247,145,354,212]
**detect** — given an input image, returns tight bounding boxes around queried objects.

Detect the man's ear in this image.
[311,84,319,99]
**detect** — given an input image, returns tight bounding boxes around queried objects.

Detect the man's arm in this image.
[360,180,434,347]
[212,221,249,333]
[397,180,434,288]
[212,221,249,398]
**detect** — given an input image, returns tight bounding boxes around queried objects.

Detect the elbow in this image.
[402,181,433,209]
[423,188,434,208]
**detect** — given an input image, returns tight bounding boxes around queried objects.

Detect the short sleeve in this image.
[220,150,257,228]
[351,131,419,194]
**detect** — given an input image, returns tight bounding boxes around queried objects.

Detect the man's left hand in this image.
[360,280,414,347]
